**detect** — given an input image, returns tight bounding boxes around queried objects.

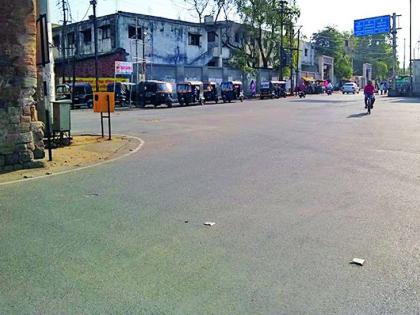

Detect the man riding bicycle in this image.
[364,80,375,108]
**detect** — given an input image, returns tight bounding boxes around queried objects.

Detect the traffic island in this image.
[0,135,142,184]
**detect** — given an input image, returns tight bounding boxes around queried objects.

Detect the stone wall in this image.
[0,0,45,172]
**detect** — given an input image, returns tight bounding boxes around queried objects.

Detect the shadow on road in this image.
[388,97,420,104]
[290,99,355,104]
[347,112,369,118]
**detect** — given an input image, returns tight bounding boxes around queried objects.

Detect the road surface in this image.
[2,94,420,314]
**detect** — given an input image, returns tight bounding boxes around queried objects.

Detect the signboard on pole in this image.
[114,61,133,75]
[354,15,391,37]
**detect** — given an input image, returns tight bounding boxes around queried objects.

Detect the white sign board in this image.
[115,61,133,75]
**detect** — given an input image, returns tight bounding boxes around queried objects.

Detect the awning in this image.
[301,76,315,81]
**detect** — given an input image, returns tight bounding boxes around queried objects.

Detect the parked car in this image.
[342,82,360,94]
[136,80,174,108]
[176,81,204,106]
[71,83,93,108]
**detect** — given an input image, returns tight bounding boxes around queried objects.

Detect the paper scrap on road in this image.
[350,258,365,266]
[204,222,215,226]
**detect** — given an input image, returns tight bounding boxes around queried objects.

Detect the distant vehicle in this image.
[72,83,93,109]
[55,84,71,100]
[107,82,128,107]
[203,82,219,104]
[342,82,360,94]
[221,81,244,103]
[136,80,174,108]
[260,81,287,99]
[176,81,204,106]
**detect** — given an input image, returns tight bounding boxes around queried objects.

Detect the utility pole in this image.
[289,22,294,95]
[142,31,146,80]
[90,0,99,92]
[295,27,301,95]
[409,0,413,95]
[71,28,79,109]
[403,38,406,75]
[61,0,67,83]
[279,0,287,81]
[391,13,400,92]
[135,17,139,83]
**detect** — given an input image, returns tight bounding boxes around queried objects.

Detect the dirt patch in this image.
[0,135,141,184]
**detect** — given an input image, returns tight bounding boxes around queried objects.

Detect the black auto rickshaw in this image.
[56,84,71,100]
[107,82,128,107]
[71,83,93,109]
[271,80,287,98]
[136,80,174,108]
[203,82,219,104]
[221,81,244,103]
[176,81,204,106]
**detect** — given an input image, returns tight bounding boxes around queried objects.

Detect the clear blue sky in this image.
[51,0,420,65]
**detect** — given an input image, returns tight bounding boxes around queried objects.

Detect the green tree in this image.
[352,34,393,79]
[311,26,351,81]
[227,0,300,69]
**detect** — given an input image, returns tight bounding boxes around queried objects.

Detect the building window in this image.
[304,48,308,57]
[82,29,92,44]
[234,32,240,43]
[53,35,60,48]
[100,25,111,39]
[208,31,216,42]
[67,32,75,45]
[189,33,200,46]
[128,26,143,39]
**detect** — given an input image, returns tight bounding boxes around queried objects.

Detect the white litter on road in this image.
[350,258,365,266]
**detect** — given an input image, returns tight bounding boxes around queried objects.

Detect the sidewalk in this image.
[0,135,141,184]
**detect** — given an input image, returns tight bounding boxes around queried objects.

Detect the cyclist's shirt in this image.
[364,84,375,95]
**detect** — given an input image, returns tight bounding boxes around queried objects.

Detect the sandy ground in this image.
[0,135,140,184]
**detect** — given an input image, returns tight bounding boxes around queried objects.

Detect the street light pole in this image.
[409,0,413,95]
[143,31,146,81]
[279,0,287,81]
[90,0,99,92]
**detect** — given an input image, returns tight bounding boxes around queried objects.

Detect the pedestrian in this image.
[250,80,256,98]
[379,81,384,95]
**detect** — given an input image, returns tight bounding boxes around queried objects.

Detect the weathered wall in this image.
[0,0,44,171]
[117,14,210,66]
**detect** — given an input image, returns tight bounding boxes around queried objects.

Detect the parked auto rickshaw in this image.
[203,82,219,104]
[71,83,93,109]
[56,84,71,100]
[259,81,287,99]
[221,81,244,103]
[176,81,204,106]
[272,80,287,98]
[136,80,174,108]
[107,82,128,107]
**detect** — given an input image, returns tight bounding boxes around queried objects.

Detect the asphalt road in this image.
[2,93,420,314]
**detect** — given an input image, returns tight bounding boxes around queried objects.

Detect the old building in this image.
[52,12,244,84]
[298,41,335,83]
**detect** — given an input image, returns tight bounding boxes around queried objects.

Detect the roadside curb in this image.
[0,134,145,187]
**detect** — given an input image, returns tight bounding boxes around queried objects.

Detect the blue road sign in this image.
[354,15,391,37]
